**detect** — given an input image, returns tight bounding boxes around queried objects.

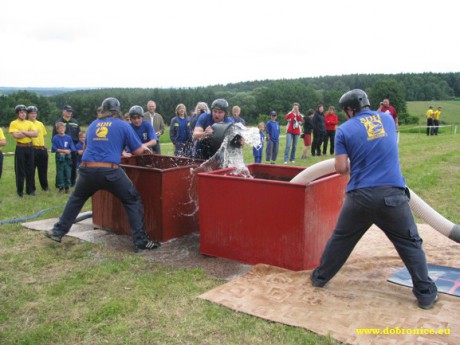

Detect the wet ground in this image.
[23,213,252,281]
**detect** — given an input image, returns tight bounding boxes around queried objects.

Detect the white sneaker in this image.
[291,161,295,164]
[284,161,288,164]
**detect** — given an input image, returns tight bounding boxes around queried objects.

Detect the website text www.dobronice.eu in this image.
[355,327,450,336]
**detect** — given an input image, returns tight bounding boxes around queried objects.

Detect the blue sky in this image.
[1,0,458,88]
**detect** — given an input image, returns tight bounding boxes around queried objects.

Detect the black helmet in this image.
[15,105,27,113]
[101,97,121,113]
[27,106,38,113]
[339,89,370,113]
[211,99,229,113]
[129,105,144,118]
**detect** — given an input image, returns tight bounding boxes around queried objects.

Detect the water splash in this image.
[183,123,261,216]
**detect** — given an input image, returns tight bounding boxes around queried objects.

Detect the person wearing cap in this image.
[27,106,49,192]
[9,105,38,197]
[311,89,438,310]
[433,106,442,135]
[265,111,280,164]
[192,98,234,159]
[0,127,6,179]
[52,105,80,187]
[45,97,161,252]
[144,100,165,154]
[129,105,158,149]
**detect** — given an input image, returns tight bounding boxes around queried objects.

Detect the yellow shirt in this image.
[0,128,5,151]
[30,120,47,147]
[433,110,441,121]
[9,119,37,144]
[426,109,433,119]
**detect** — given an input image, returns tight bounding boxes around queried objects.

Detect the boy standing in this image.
[75,131,86,168]
[52,122,76,193]
[265,111,280,164]
[253,122,265,163]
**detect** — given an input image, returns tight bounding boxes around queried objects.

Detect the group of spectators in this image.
[425,105,443,136]
[263,103,339,165]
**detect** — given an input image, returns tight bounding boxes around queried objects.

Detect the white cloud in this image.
[1,0,459,88]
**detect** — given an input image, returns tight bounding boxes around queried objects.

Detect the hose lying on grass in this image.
[0,207,92,225]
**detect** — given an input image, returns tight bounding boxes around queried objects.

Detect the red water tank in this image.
[92,155,202,242]
[198,163,348,271]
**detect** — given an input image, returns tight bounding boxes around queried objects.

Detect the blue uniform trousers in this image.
[52,167,149,247]
[311,186,437,305]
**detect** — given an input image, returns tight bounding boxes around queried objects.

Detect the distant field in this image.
[407,99,460,125]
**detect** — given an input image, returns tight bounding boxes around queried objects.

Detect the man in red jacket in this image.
[378,98,398,129]
[323,106,339,155]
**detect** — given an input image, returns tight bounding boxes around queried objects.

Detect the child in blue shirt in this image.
[265,111,280,164]
[52,122,76,193]
[75,131,86,168]
[253,122,265,163]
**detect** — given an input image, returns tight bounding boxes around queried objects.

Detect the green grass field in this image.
[0,106,459,344]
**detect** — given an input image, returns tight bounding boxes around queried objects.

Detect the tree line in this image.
[1,72,458,127]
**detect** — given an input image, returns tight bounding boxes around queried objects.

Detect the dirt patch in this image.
[23,216,252,281]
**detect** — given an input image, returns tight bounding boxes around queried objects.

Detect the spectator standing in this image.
[433,106,442,135]
[130,106,158,149]
[231,105,246,125]
[311,89,438,310]
[45,97,160,252]
[52,122,76,193]
[301,109,314,159]
[253,122,265,163]
[284,102,303,164]
[425,106,434,136]
[265,111,280,164]
[378,98,398,129]
[323,106,339,155]
[9,105,37,197]
[144,100,165,153]
[0,127,6,179]
[190,102,209,159]
[27,106,49,192]
[170,103,192,157]
[311,104,326,156]
[75,131,86,169]
[53,105,80,186]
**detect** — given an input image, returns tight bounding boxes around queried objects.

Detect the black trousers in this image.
[311,186,437,305]
[323,130,336,155]
[15,145,35,196]
[0,152,3,179]
[52,167,150,247]
[311,130,325,156]
[426,118,433,136]
[70,151,78,186]
[32,148,49,191]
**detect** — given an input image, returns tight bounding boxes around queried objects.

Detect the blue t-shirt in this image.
[170,116,190,143]
[51,134,76,152]
[82,117,143,165]
[266,120,280,143]
[75,141,84,165]
[335,109,405,192]
[195,113,234,129]
[130,121,158,144]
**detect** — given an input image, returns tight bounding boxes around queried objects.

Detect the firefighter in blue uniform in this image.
[310,89,438,309]
[45,97,160,251]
